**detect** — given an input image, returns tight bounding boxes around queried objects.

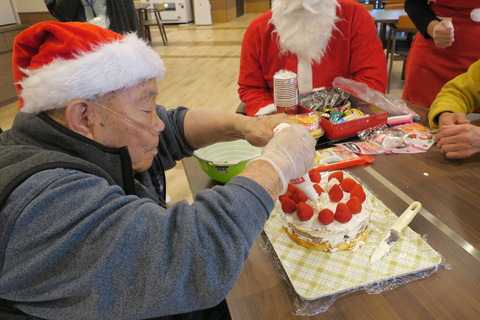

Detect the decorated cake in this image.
[277,170,372,252]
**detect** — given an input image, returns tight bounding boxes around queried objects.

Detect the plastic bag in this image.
[259,226,449,316]
[288,112,324,138]
[339,123,436,154]
[358,124,408,151]
[332,77,420,121]
[88,15,109,29]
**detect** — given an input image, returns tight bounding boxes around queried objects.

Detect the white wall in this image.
[13,0,48,13]
[0,0,16,25]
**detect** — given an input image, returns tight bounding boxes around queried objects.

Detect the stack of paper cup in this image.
[274,70,298,114]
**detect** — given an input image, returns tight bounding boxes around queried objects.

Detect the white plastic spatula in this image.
[370,201,422,264]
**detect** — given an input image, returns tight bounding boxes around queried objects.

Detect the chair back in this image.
[397,14,416,31]
[133,1,148,9]
[153,2,165,11]
[362,4,374,10]
[386,15,416,93]
[135,0,168,45]
[384,3,404,10]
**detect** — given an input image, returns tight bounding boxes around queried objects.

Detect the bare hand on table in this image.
[438,112,470,128]
[238,113,300,147]
[434,123,480,158]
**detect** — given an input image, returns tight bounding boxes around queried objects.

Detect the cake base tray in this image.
[263,197,442,300]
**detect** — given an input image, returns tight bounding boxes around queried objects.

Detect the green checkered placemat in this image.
[264,196,442,300]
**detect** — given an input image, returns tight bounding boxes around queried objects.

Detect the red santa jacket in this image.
[238,0,387,116]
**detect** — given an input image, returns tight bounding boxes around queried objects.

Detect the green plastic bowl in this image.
[193,140,262,183]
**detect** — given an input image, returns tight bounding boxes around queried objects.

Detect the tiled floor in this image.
[0,13,408,203]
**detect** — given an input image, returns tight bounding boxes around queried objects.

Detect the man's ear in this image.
[65,99,96,139]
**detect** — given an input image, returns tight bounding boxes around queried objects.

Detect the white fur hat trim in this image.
[19,33,165,114]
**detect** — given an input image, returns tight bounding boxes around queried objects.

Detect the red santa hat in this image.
[13,21,165,113]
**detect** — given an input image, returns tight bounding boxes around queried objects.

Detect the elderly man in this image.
[0,21,316,319]
[238,0,387,116]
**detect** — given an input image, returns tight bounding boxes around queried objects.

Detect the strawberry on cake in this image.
[277,170,372,252]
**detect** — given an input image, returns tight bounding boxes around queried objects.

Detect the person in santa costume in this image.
[238,0,387,116]
[403,0,480,110]
[0,21,316,319]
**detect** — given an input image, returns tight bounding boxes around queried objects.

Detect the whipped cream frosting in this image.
[278,174,372,249]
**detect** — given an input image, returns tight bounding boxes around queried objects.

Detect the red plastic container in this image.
[297,91,388,140]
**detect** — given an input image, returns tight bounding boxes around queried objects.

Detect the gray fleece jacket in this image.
[0,106,274,319]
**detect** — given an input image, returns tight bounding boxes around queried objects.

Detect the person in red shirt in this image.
[238,0,387,116]
[403,0,480,110]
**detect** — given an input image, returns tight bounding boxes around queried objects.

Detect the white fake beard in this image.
[271,0,339,63]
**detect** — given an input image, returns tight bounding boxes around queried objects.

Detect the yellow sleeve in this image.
[428,60,480,129]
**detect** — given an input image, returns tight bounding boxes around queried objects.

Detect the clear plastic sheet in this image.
[262,168,449,317]
[339,123,436,155]
[88,15,109,29]
[332,77,420,121]
[358,124,409,151]
[258,232,450,316]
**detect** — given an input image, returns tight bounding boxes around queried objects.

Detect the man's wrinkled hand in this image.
[239,113,300,147]
[438,112,470,129]
[435,124,480,158]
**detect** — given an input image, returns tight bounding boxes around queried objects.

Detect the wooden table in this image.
[369,9,407,48]
[370,8,406,24]
[182,103,480,319]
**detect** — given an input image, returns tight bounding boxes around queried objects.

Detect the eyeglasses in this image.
[93,102,160,136]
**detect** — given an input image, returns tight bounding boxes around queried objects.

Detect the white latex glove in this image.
[249,124,316,194]
[433,19,454,48]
